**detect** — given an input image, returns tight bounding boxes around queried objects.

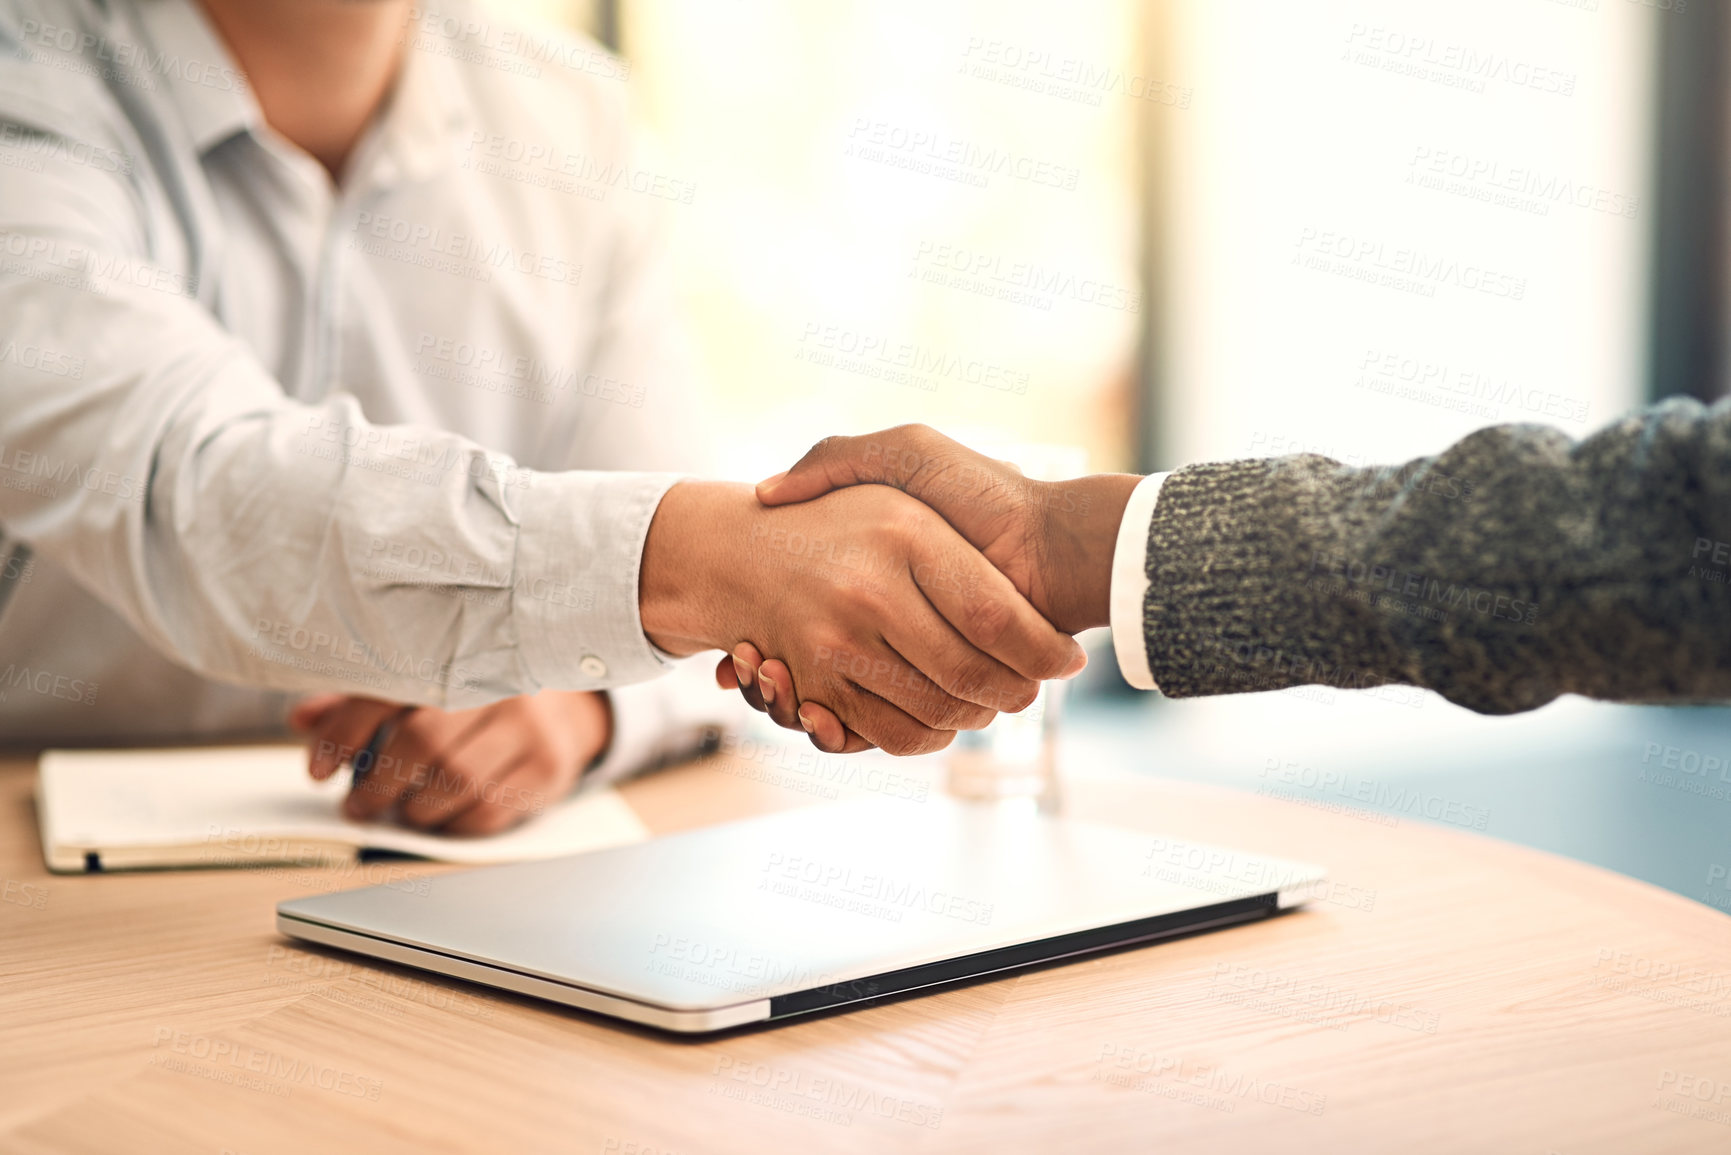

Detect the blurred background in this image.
[497,0,1730,909]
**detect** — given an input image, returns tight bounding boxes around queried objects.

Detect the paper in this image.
[36,744,650,872]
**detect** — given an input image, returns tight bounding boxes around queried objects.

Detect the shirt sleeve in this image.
[1109,471,1170,690]
[1141,399,1731,714]
[582,658,756,790]
[0,120,678,709]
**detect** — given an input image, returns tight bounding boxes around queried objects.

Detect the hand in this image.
[724,426,1140,744]
[288,689,613,834]
[639,480,1086,757]
[712,639,859,751]
[760,426,1139,631]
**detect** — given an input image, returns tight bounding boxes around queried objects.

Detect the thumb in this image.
[755,464,845,505]
[756,432,904,506]
[754,453,862,507]
[753,469,794,504]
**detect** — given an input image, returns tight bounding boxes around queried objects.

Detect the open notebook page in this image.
[36,745,649,873]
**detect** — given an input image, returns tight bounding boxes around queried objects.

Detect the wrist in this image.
[639,479,754,656]
[1041,474,1140,632]
[562,689,614,772]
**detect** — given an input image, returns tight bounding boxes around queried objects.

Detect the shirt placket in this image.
[311,139,401,402]
[309,185,346,398]
[313,177,376,401]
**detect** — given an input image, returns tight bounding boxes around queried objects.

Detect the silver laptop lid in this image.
[277,797,1325,1018]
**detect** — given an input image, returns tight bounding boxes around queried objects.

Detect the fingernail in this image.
[760,677,776,706]
[1060,649,1088,679]
[798,710,815,733]
[732,656,754,688]
[757,471,787,491]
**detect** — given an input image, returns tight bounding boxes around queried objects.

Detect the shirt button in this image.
[579,654,608,679]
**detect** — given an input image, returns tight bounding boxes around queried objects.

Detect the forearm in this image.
[0,278,680,706]
[1139,398,1731,713]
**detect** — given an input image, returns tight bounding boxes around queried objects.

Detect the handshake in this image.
[640,425,1142,757]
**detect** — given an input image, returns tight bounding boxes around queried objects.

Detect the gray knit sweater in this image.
[1142,397,1731,714]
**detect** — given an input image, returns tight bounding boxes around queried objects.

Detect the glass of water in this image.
[946,676,1067,809]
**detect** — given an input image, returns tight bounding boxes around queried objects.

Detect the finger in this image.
[755,432,887,506]
[756,656,872,750]
[880,599,1036,722]
[752,653,871,749]
[831,684,955,758]
[733,642,761,690]
[442,761,543,837]
[714,654,739,690]
[757,425,978,507]
[726,643,770,714]
[796,702,873,754]
[307,698,404,781]
[759,428,1039,564]
[289,693,347,733]
[399,719,528,830]
[344,709,477,821]
[906,516,1086,683]
[756,658,806,731]
[828,635,995,733]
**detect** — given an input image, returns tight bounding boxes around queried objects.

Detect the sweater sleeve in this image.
[1140,397,1731,714]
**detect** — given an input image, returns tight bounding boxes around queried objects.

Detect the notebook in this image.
[35,744,650,873]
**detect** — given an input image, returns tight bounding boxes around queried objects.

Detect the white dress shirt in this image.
[0,0,738,782]
[1109,472,1170,690]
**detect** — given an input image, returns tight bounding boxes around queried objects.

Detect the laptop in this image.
[277,796,1326,1033]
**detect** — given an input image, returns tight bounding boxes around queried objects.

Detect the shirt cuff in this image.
[509,470,684,692]
[1110,472,1170,690]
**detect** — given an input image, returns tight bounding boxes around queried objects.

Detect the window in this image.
[512,0,1145,477]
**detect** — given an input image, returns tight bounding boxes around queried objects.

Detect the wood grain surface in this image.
[3,743,1729,1155]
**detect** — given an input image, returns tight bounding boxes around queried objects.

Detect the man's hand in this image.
[289,690,612,834]
[721,426,1141,748]
[640,480,1086,757]
[758,426,1139,631]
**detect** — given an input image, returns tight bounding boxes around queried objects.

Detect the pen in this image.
[350,720,395,791]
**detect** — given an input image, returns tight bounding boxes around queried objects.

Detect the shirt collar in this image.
[132,1,471,183]
[362,33,472,187]
[133,0,260,156]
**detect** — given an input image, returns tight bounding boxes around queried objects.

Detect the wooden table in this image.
[3,742,1730,1154]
